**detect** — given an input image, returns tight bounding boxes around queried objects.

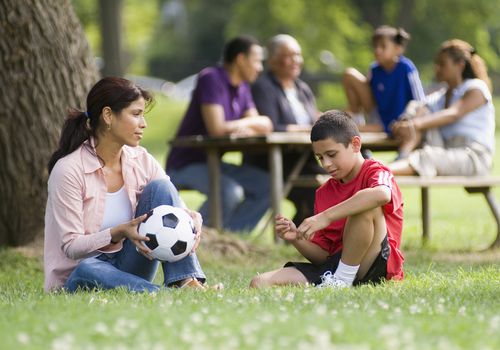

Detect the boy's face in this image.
[312,136,362,182]
[373,37,402,68]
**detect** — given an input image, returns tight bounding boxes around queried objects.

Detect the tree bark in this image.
[0,0,99,246]
[99,0,124,77]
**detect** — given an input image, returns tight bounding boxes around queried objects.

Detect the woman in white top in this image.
[390,39,494,176]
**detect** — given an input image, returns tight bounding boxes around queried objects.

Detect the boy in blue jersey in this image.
[343,26,425,157]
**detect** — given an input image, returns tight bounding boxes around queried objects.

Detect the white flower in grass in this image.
[260,312,274,324]
[277,312,290,323]
[94,322,109,335]
[409,304,421,314]
[435,303,445,314]
[379,324,399,338]
[16,332,30,345]
[207,316,219,326]
[436,337,459,350]
[489,315,500,332]
[332,322,343,334]
[51,333,75,350]
[457,306,466,316]
[190,312,203,324]
[284,292,295,302]
[315,304,327,315]
[377,301,389,310]
[180,327,194,343]
[163,319,173,327]
[47,322,58,332]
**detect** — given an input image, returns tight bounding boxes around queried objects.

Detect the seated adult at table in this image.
[244,34,325,225]
[389,39,494,177]
[166,35,273,233]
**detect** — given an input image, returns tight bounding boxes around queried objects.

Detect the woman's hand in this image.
[391,119,415,142]
[275,215,300,242]
[184,208,203,253]
[296,212,330,241]
[111,214,152,259]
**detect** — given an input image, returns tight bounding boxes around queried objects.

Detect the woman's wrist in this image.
[110,226,123,244]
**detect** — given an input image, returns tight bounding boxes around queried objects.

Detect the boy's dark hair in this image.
[223,35,259,64]
[311,110,360,147]
[372,25,410,48]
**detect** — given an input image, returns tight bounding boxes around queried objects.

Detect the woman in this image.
[390,39,494,176]
[44,77,206,293]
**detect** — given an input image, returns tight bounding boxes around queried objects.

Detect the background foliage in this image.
[72,0,500,110]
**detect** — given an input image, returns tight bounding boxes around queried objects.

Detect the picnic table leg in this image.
[421,187,430,245]
[207,147,222,233]
[483,191,500,249]
[269,144,283,242]
[465,187,500,249]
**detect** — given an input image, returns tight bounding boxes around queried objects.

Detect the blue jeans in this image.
[169,162,270,232]
[64,179,206,293]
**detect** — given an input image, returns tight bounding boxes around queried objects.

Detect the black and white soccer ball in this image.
[138,205,197,262]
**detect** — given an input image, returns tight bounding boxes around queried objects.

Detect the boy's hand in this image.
[297,212,330,240]
[275,215,300,241]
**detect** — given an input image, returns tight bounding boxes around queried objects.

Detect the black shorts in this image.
[284,235,390,286]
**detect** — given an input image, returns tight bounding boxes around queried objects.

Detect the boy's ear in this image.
[351,135,362,152]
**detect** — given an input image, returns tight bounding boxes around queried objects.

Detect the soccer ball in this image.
[138,205,197,262]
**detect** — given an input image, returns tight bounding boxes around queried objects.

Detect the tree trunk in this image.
[99,0,124,77]
[0,0,99,246]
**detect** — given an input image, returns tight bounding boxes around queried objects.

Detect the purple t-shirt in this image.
[166,66,255,171]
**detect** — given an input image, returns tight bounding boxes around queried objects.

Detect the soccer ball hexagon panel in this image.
[138,205,196,262]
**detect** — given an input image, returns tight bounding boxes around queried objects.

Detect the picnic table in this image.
[170,132,398,236]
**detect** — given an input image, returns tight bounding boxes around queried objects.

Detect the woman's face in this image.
[108,97,147,147]
[434,52,463,83]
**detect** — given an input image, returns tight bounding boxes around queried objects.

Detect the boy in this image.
[250,110,404,288]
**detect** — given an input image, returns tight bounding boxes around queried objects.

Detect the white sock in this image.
[333,260,360,286]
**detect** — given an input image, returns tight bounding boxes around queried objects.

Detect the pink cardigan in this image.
[43,140,167,292]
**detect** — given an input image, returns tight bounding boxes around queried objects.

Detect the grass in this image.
[1,94,500,349]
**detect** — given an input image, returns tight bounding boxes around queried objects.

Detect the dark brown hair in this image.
[311,110,360,147]
[372,25,411,48]
[223,35,260,64]
[47,77,153,173]
[438,39,492,92]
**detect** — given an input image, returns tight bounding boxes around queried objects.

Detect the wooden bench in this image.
[292,175,500,249]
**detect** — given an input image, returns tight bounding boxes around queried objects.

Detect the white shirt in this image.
[426,79,495,152]
[100,186,133,231]
[284,87,311,125]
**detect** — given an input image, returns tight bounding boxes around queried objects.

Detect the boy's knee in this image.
[249,274,266,288]
[343,67,360,80]
[352,207,383,221]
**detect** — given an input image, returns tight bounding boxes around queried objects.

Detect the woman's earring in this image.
[107,124,111,131]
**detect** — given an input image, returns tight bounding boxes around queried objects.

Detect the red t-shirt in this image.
[311,159,404,280]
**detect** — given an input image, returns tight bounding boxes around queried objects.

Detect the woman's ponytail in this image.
[47,109,91,173]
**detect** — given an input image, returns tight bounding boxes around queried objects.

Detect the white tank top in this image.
[100,186,133,230]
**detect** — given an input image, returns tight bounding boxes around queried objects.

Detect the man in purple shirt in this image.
[166,36,273,233]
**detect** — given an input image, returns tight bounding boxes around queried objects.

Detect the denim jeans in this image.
[64,179,206,293]
[169,162,270,232]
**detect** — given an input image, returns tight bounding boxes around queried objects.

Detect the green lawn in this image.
[1,94,499,349]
